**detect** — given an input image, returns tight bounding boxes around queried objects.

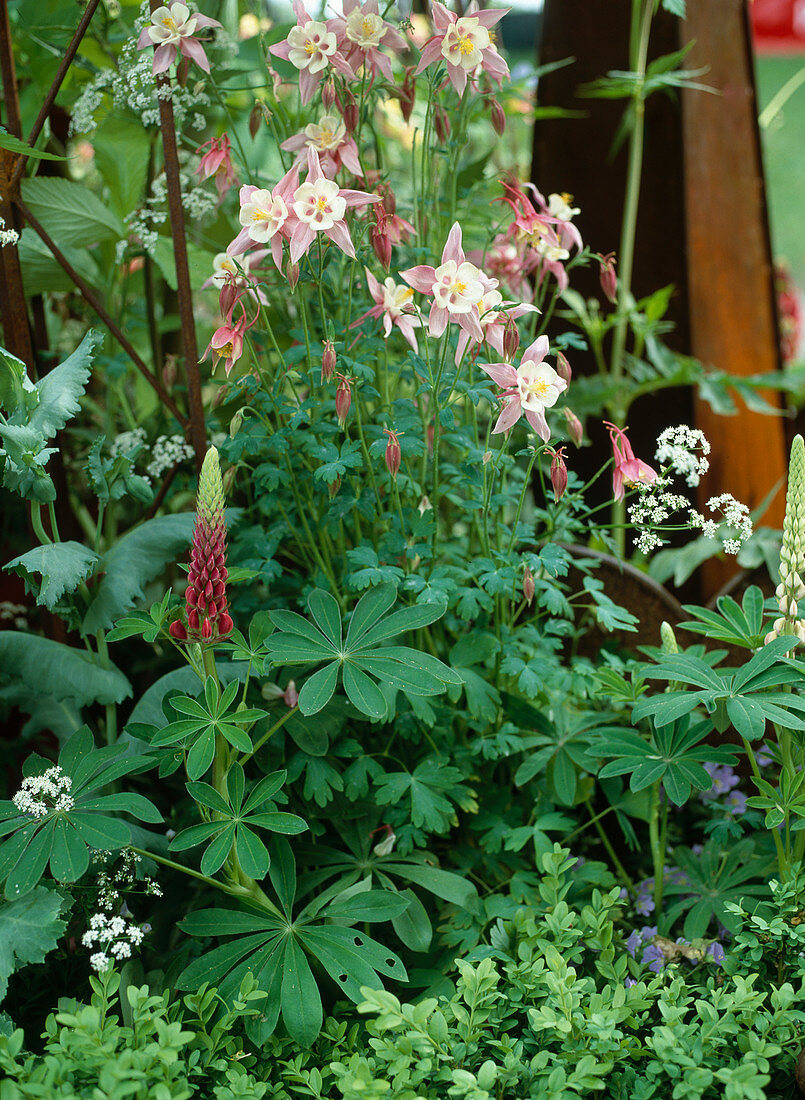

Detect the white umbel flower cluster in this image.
[628,426,752,556]
[12,767,74,818]
[82,911,147,972]
[0,216,20,247]
[655,425,710,487]
[146,434,195,479]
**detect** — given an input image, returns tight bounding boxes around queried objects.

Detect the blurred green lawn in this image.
[755,55,805,288]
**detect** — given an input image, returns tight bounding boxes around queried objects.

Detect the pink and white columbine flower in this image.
[416,1,509,96]
[454,272,537,364]
[479,335,567,440]
[401,222,487,341]
[196,135,238,203]
[202,309,252,376]
[605,422,658,501]
[269,0,354,104]
[289,148,379,263]
[226,164,300,271]
[499,180,582,292]
[352,268,422,352]
[281,114,363,177]
[136,1,221,74]
[336,0,408,81]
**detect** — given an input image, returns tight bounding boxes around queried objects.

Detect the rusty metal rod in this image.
[150,18,206,470]
[17,197,188,427]
[10,0,103,193]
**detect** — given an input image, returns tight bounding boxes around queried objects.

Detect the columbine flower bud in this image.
[555,351,572,386]
[563,407,583,447]
[329,476,341,499]
[322,339,337,383]
[400,67,416,123]
[170,446,233,644]
[434,106,450,144]
[550,447,568,502]
[283,681,299,708]
[489,97,506,136]
[417,495,432,516]
[371,210,392,271]
[335,373,352,427]
[322,76,336,110]
[249,103,262,139]
[286,259,300,289]
[598,252,618,304]
[229,411,243,438]
[384,428,403,479]
[339,88,359,133]
[502,315,520,362]
[222,466,236,494]
[523,565,535,607]
[483,451,493,465]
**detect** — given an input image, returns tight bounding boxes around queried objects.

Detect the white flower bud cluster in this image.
[12,767,74,818]
[83,912,147,972]
[766,436,805,645]
[110,428,148,459]
[0,217,20,247]
[655,425,710,487]
[690,494,752,554]
[146,435,195,479]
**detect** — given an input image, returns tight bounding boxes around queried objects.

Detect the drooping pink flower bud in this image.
[550,447,568,502]
[218,276,239,322]
[376,181,396,217]
[400,67,416,123]
[172,446,234,644]
[555,351,572,386]
[286,259,300,289]
[196,134,238,204]
[502,314,520,362]
[335,373,352,427]
[283,680,299,708]
[384,428,403,479]
[598,252,618,304]
[339,88,359,133]
[563,407,583,447]
[322,76,336,110]
[523,565,535,607]
[489,97,506,136]
[329,476,341,499]
[371,210,392,271]
[434,106,451,144]
[249,104,262,140]
[322,339,337,383]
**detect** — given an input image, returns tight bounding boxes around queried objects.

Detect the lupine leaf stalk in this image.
[170,446,233,643]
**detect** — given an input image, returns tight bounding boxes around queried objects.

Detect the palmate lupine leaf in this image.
[169,764,306,878]
[150,677,266,780]
[0,727,161,898]
[264,584,462,719]
[177,849,409,1046]
[592,717,738,807]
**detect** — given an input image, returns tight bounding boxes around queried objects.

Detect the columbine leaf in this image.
[0,885,69,999]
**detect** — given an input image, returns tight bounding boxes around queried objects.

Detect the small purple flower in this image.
[726,790,748,817]
[642,942,666,973]
[700,762,740,802]
[707,942,725,965]
[755,745,774,768]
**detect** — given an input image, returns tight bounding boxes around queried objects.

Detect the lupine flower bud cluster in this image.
[12,766,74,818]
[766,434,805,645]
[170,446,233,643]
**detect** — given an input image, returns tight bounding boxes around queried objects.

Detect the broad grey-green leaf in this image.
[5,541,99,609]
[29,330,100,441]
[0,632,131,707]
[18,230,102,295]
[21,177,125,247]
[0,885,69,1000]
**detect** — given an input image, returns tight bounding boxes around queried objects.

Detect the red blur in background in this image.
[751,0,805,51]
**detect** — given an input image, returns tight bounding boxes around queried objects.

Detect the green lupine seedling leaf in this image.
[0,727,161,898]
[169,767,305,879]
[266,585,460,718]
[152,677,266,780]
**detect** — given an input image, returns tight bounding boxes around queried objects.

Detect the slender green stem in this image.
[507,449,540,555]
[743,736,788,877]
[30,502,52,545]
[585,799,637,897]
[239,705,298,766]
[649,782,665,917]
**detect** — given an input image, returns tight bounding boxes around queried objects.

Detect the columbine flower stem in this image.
[584,799,637,898]
[610,0,653,400]
[507,448,540,555]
